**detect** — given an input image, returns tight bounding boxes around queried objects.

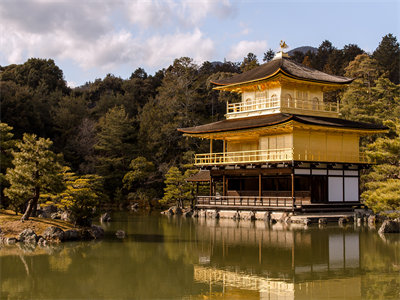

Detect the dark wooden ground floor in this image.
[194,162,364,212]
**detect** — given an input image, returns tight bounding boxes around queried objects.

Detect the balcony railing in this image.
[194,149,370,166]
[195,148,293,165]
[227,98,280,114]
[226,97,339,115]
[196,195,297,209]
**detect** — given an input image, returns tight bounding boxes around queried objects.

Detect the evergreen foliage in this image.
[240,53,259,72]
[4,134,63,219]
[123,157,158,207]
[95,106,136,198]
[59,169,106,226]
[0,123,17,208]
[362,122,400,217]
[0,34,398,211]
[263,49,275,62]
[161,167,197,208]
[373,33,400,84]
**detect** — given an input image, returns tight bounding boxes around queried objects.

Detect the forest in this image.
[0,34,399,220]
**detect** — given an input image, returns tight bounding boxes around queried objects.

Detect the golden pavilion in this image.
[179,48,387,213]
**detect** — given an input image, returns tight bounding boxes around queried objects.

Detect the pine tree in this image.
[263,49,275,62]
[0,123,17,208]
[123,157,157,207]
[59,169,106,226]
[373,34,400,84]
[161,167,196,208]
[240,53,259,72]
[95,106,136,198]
[5,134,63,220]
[362,121,400,217]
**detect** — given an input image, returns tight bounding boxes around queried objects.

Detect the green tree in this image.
[373,33,400,84]
[0,58,68,93]
[240,53,259,72]
[340,54,400,125]
[123,157,158,207]
[95,106,136,198]
[139,57,202,164]
[161,167,196,208]
[5,134,63,220]
[0,123,17,208]
[263,49,275,62]
[60,169,106,226]
[362,121,400,217]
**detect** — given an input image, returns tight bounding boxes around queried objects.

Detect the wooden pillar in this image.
[223,139,226,163]
[210,138,213,154]
[258,173,262,199]
[222,175,226,196]
[291,170,295,212]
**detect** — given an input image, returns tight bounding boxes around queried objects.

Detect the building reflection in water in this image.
[192,218,362,299]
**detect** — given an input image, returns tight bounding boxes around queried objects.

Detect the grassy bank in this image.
[0,210,74,238]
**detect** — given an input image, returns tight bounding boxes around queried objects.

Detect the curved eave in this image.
[211,69,353,92]
[177,116,293,135]
[178,119,388,139]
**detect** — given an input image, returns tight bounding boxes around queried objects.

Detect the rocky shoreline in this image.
[161,206,400,233]
[0,225,105,247]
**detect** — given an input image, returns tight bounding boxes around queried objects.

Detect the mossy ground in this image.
[0,209,74,238]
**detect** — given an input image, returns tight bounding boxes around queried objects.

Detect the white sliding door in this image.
[328,177,343,202]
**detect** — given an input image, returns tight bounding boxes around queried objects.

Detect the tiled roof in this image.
[178,114,387,134]
[211,57,353,86]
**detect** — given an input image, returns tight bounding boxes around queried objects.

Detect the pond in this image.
[1,212,399,299]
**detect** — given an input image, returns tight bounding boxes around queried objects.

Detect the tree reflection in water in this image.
[0,213,399,299]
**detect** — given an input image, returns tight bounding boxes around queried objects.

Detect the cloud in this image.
[0,0,233,77]
[239,22,250,35]
[126,0,235,28]
[145,29,214,67]
[228,40,268,61]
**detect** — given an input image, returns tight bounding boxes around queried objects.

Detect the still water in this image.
[1,212,399,299]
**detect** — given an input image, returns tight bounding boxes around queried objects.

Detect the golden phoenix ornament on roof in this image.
[280,40,288,50]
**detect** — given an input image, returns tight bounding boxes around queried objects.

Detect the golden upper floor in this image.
[179,114,387,166]
[211,54,352,119]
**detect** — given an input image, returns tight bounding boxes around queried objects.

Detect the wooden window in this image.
[312,97,319,110]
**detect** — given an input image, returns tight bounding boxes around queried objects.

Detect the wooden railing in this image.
[196,195,304,209]
[293,151,369,164]
[195,148,293,165]
[226,97,339,116]
[227,97,280,114]
[194,149,370,165]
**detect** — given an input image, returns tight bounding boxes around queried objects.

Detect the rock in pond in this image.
[6,237,18,245]
[129,203,139,210]
[378,220,400,234]
[191,210,199,218]
[89,225,104,239]
[37,237,48,247]
[100,212,112,223]
[64,229,80,241]
[43,226,65,242]
[116,230,126,239]
[100,212,111,223]
[18,229,38,244]
[182,209,193,218]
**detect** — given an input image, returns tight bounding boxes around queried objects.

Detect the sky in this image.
[1,0,399,87]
